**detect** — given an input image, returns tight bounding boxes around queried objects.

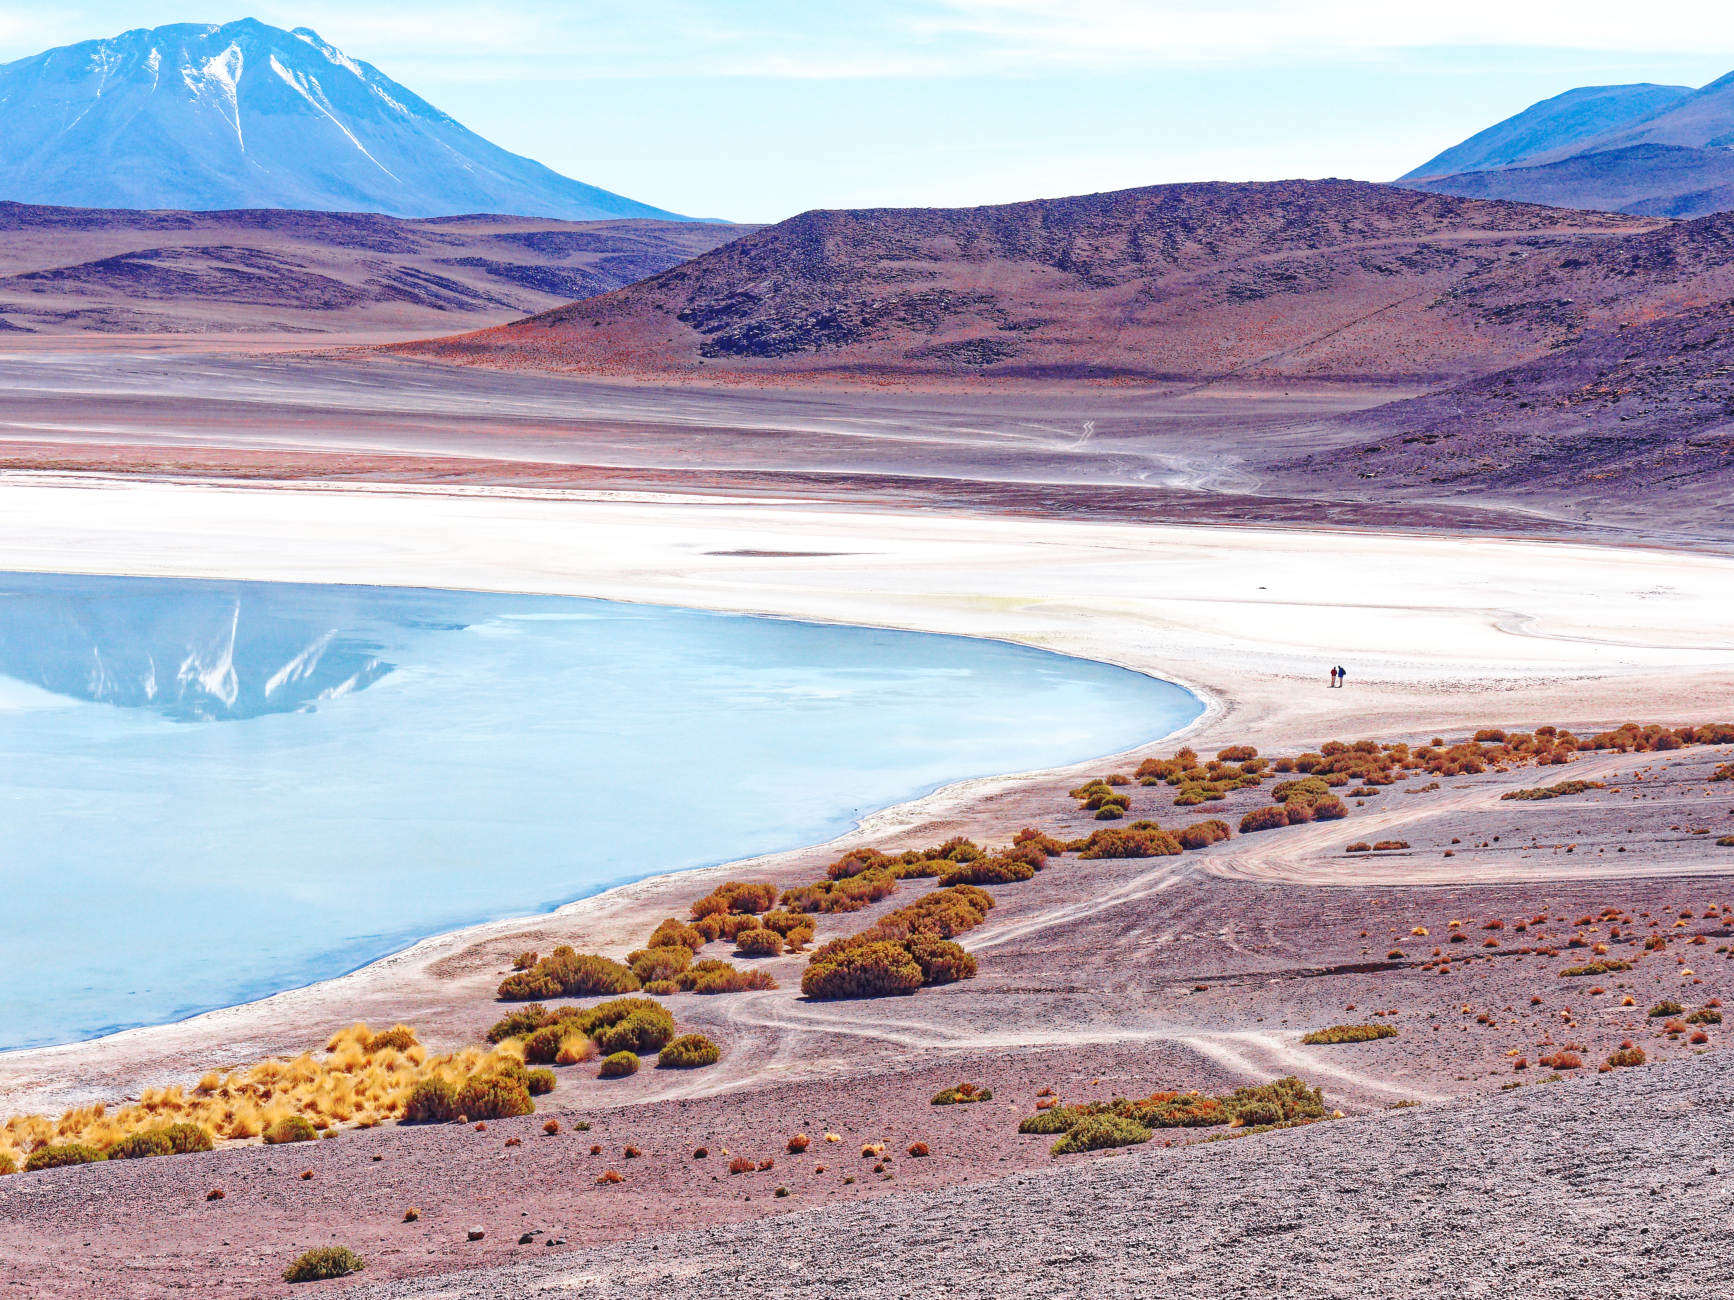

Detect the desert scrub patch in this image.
[674,958,778,994]
[1021,1077,1324,1150]
[1500,780,1605,801]
[107,1126,188,1161]
[1687,1008,1723,1025]
[23,1142,103,1171]
[284,1246,364,1283]
[627,945,693,984]
[733,927,785,958]
[648,918,706,952]
[263,1115,318,1145]
[1075,826,1183,859]
[599,1051,640,1079]
[497,948,639,1001]
[526,1068,556,1097]
[937,857,1037,886]
[657,1034,721,1069]
[931,1082,993,1105]
[1649,1000,1685,1019]
[1605,1045,1647,1068]
[1372,840,1410,851]
[1560,959,1631,977]
[1050,1113,1151,1156]
[1239,805,1289,833]
[801,940,925,999]
[1300,1024,1397,1045]
[690,880,779,919]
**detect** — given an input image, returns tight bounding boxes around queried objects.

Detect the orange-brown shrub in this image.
[1240,806,1289,833]
[498,948,639,1001]
[648,918,706,952]
[627,945,693,984]
[733,928,784,958]
[800,941,924,999]
[674,959,778,994]
[1076,827,1183,859]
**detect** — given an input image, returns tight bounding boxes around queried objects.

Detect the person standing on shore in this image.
[1329,666,1339,688]
[1337,664,1347,688]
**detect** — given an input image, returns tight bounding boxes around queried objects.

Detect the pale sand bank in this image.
[0,473,1730,1112]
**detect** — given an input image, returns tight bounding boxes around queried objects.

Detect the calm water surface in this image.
[0,573,1201,1050]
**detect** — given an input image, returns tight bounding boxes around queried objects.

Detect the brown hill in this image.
[0,205,750,340]
[397,180,1653,384]
[1270,211,1734,530]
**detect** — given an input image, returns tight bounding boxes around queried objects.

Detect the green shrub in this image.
[1501,780,1605,801]
[1560,960,1631,977]
[24,1142,103,1171]
[403,1076,459,1123]
[1649,1000,1685,1019]
[486,1004,557,1044]
[802,940,924,999]
[283,1246,365,1283]
[526,1068,556,1096]
[1300,1024,1397,1045]
[1687,1008,1723,1025]
[658,1034,721,1068]
[1017,1105,1091,1135]
[599,1051,640,1078]
[263,1116,317,1145]
[1050,1113,1151,1156]
[931,1083,993,1105]
[0,1153,13,1176]
[1606,1046,1646,1068]
[1221,1077,1326,1127]
[456,1071,535,1120]
[106,1129,175,1160]
[593,1008,677,1056]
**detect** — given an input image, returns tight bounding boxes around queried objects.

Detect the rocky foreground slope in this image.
[353,1047,1733,1299]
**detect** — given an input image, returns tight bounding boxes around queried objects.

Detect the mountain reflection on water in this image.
[0,573,463,721]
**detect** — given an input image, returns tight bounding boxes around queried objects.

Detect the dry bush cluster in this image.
[1300,1024,1397,1045]
[1019,1076,1327,1155]
[0,1023,543,1169]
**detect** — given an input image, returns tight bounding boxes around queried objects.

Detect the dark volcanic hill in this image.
[399,179,1652,384]
[1406,70,1734,218]
[0,20,688,221]
[0,205,751,338]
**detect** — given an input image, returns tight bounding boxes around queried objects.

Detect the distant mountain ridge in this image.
[0,19,687,221]
[1404,70,1734,217]
[1402,84,1692,180]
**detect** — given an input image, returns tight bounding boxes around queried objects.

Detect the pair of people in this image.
[1328,664,1348,688]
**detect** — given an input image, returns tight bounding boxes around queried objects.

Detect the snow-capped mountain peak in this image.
[0,18,686,220]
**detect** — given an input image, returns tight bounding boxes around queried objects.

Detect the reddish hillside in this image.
[396,180,1654,385]
[0,204,751,339]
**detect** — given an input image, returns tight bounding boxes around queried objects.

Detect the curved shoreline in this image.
[0,472,1730,1113]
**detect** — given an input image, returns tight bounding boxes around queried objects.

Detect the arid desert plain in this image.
[0,333,1731,1297]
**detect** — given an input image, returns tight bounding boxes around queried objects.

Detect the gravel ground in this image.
[349,1047,1734,1299]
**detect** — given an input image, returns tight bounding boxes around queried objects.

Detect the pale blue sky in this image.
[6,2,1734,221]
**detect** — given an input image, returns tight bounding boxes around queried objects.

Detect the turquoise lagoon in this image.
[0,573,1201,1050]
